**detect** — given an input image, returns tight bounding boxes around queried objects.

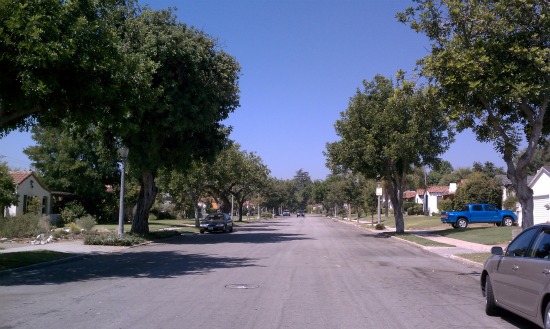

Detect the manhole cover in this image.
[225,284,259,289]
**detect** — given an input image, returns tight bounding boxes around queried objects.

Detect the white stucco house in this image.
[529,166,550,225]
[406,183,457,215]
[3,171,52,217]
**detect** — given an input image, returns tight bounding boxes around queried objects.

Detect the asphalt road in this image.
[0,216,535,329]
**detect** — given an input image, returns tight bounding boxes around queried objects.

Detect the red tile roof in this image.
[9,171,33,185]
[427,186,449,194]
[403,191,417,199]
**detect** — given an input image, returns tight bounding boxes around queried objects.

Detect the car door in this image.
[470,204,484,223]
[491,227,541,316]
[483,204,499,223]
[512,229,550,318]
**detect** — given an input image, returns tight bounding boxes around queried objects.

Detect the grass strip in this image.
[0,250,75,271]
[455,252,492,264]
[389,233,454,247]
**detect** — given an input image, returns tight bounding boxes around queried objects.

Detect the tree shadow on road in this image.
[0,250,259,286]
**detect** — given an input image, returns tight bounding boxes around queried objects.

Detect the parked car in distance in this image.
[441,203,518,229]
[297,210,305,217]
[199,213,233,234]
[481,224,550,328]
[282,209,290,216]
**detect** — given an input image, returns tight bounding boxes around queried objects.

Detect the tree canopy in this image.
[325,74,453,232]
[0,0,145,135]
[0,161,17,215]
[398,0,549,228]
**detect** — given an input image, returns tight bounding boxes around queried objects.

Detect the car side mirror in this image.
[491,246,503,256]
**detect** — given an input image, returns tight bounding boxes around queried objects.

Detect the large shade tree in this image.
[399,0,549,228]
[23,124,121,220]
[0,0,145,135]
[116,8,240,234]
[204,144,270,222]
[325,74,453,233]
[0,161,17,216]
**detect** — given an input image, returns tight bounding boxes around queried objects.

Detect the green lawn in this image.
[456,252,492,264]
[0,250,76,271]
[391,233,454,247]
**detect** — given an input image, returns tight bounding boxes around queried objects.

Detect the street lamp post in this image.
[376,181,382,225]
[118,146,129,237]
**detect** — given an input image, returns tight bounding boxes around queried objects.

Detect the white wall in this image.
[531,170,550,225]
[6,175,51,217]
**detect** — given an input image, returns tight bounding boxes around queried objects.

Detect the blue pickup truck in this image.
[441,204,518,229]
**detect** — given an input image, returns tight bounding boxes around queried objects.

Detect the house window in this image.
[42,196,48,214]
[23,195,28,214]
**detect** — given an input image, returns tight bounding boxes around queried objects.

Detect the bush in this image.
[60,201,88,224]
[261,212,273,219]
[66,222,81,234]
[438,198,453,212]
[0,213,48,238]
[76,216,96,231]
[375,223,386,230]
[502,196,518,211]
[84,233,146,246]
[407,204,424,215]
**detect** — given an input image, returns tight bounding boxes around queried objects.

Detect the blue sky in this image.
[0,0,508,180]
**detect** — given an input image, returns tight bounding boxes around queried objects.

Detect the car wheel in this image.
[457,218,468,228]
[544,302,550,329]
[502,217,513,227]
[229,225,233,233]
[200,229,205,234]
[485,277,499,316]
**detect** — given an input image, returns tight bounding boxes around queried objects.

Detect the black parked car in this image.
[199,213,233,234]
[297,210,305,217]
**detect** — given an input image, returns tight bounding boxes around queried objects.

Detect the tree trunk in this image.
[194,203,201,227]
[238,202,244,222]
[387,175,405,233]
[131,171,157,235]
[505,158,534,229]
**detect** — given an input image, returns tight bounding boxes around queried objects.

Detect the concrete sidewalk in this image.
[0,239,129,255]
[340,219,504,267]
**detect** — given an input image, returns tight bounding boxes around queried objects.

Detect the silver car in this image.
[481,224,550,328]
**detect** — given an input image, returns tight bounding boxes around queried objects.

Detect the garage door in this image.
[534,195,550,225]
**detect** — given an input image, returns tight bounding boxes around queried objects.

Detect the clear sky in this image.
[0,0,509,180]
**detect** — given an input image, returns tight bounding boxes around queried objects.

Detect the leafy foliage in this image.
[453,172,502,209]
[399,0,550,228]
[325,74,453,232]
[0,161,17,212]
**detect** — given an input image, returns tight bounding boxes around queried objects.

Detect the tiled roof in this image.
[427,186,449,194]
[9,170,33,185]
[403,191,417,199]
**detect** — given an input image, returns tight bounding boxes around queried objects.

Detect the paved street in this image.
[0,216,533,329]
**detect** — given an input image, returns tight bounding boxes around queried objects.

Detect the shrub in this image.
[438,198,453,212]
[84,233,146,246]
[261,212,273,219]
[76,216,96,231]
[407,204,424,215]
[375,223,386,230]
[502,196,518,211]
[60,201,87,224]
[66,222,81,234]
[0,213,46,238]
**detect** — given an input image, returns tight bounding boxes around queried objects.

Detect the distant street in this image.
[0,216,532,328]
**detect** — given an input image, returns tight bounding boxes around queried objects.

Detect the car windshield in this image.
[205,215,223,221]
